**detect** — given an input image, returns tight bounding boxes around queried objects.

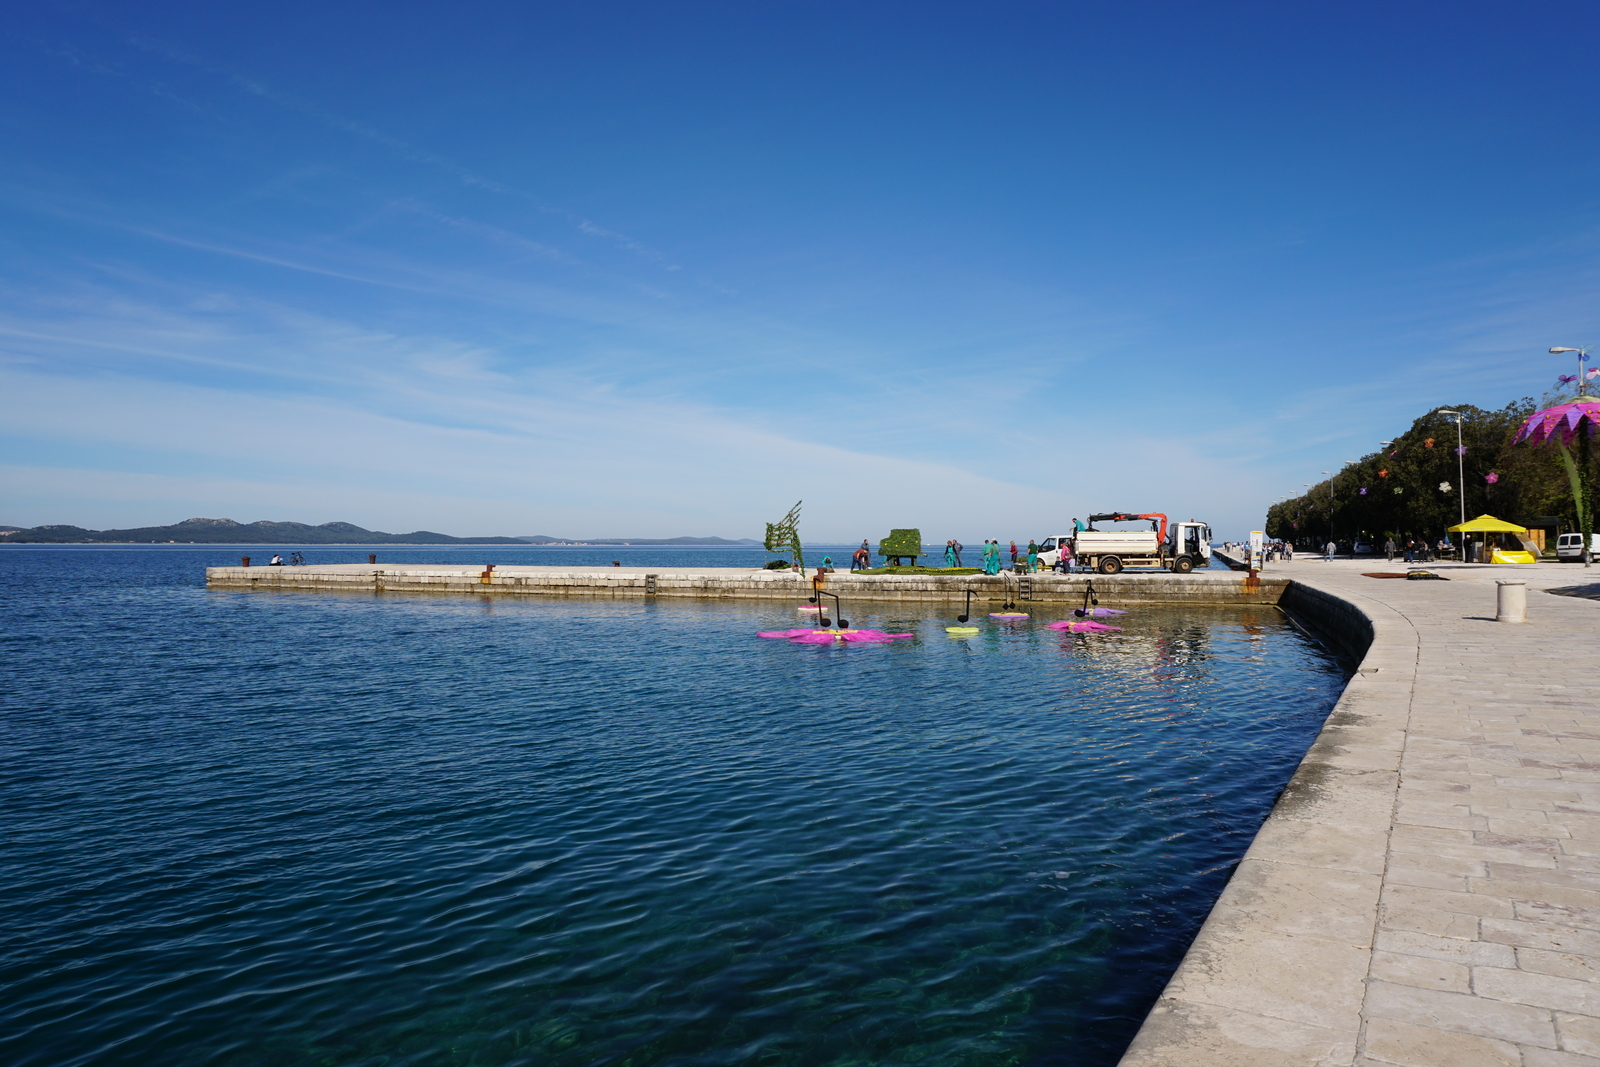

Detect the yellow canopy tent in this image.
[1447,515,1535,563]
[1446,515,1528,533]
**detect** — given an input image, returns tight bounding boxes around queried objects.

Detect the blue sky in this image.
[4,2,1599,540]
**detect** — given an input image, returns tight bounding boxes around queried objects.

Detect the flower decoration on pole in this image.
[1425,438,1435,448]
[1378,468,1389,478]
[1454,446,1467,456]
[1515,349,1600,567]
[1440,481,1452,492]
[1359,487,1368,495]
[1485,472,1499,484]
[1393,487,1403,494]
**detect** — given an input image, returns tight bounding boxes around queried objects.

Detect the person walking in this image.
[1026,540,1040,573]
[1404,538,1415,564]
[1384,536,1397,562]
[1324,539,1336,562]
[983,539,1000,574]
[1009,541,1019,569]
[944,540,958,568]
[952,539,963,567]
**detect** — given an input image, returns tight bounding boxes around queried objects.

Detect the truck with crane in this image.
[1036,512,1213,574]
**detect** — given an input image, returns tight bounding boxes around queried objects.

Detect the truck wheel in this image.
[1173,556,1194,574]
[1098,556,1123,575]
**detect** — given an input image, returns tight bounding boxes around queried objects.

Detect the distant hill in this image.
[518,535,762,545]
[0,517,527,545]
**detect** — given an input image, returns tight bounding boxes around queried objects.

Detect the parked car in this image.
[1556,532,1600,562]
[1353,542,1374,555]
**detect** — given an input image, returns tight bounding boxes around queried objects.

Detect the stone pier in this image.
[204,563,1287,605]
[1121,558,1600,1067]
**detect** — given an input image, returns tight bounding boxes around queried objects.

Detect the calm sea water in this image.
[2,546,1337,1067]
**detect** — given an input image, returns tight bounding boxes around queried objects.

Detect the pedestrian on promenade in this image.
[1324,540,1336,562]
[952,539,963,567]
[851,544,870,571]
[1010,541,1019,568]
[1027,540,1039,572]
[1404,539,1415,563]
[944,541,958,568]
[1060,538,1075,573]
[1384,537,1397,562]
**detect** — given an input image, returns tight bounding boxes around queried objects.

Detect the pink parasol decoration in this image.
[1513,395,1600,446]
[1046,619,1121,633]
[1514,358,1600,566]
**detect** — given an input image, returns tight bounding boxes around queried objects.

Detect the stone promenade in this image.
[1122,557,1600,1067]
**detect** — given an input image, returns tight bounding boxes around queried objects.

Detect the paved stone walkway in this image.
[1122,558,1600,1067]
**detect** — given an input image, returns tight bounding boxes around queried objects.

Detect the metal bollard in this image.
[369,554,377,564]
[1495,580,1527,624]
[241,556,250,568]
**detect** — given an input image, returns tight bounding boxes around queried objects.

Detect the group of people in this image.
[1381,537,1450,563]
[847,538,1064,574]
[1221,541,1292,562]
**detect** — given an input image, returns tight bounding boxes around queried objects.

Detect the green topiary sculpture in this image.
[878,529,922,566]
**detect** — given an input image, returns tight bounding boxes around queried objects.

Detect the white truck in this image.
[1037,512,1213,575]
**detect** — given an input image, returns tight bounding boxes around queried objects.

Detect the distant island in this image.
[0,517,529,545]
[0,517,762,546]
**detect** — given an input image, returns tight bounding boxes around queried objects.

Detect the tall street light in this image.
[1438,409,1466,561]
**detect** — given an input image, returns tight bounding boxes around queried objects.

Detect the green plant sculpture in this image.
[878,529,922,566]
[764,500,805,572]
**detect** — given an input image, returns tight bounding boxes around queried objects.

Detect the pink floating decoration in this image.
[763,629,913,644]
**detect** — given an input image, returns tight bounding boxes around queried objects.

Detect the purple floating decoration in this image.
[1046,619,1121,633]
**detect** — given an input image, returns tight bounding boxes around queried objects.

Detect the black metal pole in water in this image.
[812,591,848,628]
[1074,580,1100,617]
[956,589,974,623]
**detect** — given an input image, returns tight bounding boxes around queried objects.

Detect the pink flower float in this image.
[758,628,913,644]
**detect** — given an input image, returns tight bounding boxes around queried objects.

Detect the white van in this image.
[1556,532,1600,562]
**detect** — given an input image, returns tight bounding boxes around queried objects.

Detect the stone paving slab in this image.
[1120,559,1600,1067]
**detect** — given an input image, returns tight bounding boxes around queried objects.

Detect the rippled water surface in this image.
[2,546,1343,1067]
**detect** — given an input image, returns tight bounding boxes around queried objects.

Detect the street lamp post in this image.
[1437,409,1466,561]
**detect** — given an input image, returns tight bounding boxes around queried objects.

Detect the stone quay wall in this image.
[203,564,1290,606]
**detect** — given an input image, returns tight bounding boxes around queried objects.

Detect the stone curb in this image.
[1118,577,1419,1067]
